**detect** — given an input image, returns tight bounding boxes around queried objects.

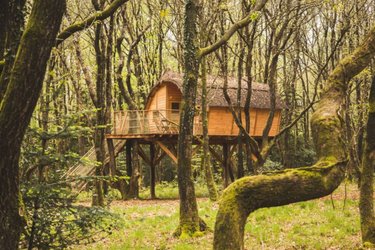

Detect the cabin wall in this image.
[147,86,167,110]
[167,83,182,109]
[207,107,281,137]
[146,82,182,111]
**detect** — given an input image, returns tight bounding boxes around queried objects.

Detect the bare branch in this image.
[56,0,130,45]
[198,0,268,58]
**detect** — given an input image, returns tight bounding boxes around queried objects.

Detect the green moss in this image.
[369,102,375,113]
[363,241,375,248]
[179,231,190,240]
[192,231,205,238]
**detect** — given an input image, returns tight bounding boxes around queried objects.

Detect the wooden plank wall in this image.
[207,107,281,137]
[167,83,182,109]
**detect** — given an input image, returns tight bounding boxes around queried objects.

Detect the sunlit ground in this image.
[75,182,361,250]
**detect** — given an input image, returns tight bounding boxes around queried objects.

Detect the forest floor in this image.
[75,182,362,250]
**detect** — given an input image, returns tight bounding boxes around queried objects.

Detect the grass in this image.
[75,182,362,250]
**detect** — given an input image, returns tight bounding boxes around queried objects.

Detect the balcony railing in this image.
[112,110,177,135]
[112,109,202,136]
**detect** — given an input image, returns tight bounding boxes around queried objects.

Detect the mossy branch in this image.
[213,24,375,250]
[214,159,346,249]
[56,0,129,45]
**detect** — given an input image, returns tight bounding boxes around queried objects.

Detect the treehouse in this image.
[90,71,285,197]
[110,71,283,138]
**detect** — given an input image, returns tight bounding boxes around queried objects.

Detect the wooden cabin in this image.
[111,71,283,138]
[104,71,285,196]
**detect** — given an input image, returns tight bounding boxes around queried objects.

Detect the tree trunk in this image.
[92,7,106,206]
[359,76,375,245]
[201,57,218,201]
[128,140,140,199]
[0,0,65,248]
[213,25,375,250]
[0,0,26,101]
[175,0,202,237]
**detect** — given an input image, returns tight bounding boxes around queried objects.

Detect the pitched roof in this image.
[150,71,284,109]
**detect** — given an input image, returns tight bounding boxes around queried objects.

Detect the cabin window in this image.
[171,102,180,112]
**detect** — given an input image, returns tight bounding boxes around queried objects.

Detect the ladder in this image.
[64,140,126,193]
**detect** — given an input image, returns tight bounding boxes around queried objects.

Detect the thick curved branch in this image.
[198,0,268,58]
[56,0,130,45]
[214,24,375,250]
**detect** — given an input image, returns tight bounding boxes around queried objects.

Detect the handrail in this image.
[112,109,184,135]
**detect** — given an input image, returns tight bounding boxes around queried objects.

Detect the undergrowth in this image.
[74,183,361,250]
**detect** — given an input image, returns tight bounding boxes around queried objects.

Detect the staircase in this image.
[64,140,126,193]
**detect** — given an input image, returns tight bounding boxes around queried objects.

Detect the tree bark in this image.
[92,1,106,206]
[201,57,218,201]
[359,76,375,245]
[0,0,65,248]
[128,140,140,199]
[176,0,202,237]
[0,0,26,101]
[213,25,375,250]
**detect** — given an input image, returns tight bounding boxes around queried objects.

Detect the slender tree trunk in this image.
[214,25,375,250]
[175,0,203,237]
[0,0,65,248]
[201,57,218,201]
[92,0,106,207]
[359,76,375,245]
[128,140,140,198]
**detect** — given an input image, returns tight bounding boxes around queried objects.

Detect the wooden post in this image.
[223,143,229,188]
[150,143,156,199]
[126,140,132,177]
[107,138,116,176]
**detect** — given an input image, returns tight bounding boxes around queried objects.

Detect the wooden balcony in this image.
[111,110,203,137]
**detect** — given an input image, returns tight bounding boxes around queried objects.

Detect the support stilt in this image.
[150,143,156,199]
[126,140,132,177]
[107,138,116,176]
[223,143,230,188]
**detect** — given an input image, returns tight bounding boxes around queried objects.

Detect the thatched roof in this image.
[150,71,284,109]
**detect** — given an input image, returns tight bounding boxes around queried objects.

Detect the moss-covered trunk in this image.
[201,57,218,201]
[359,76,375,245]
[0,0,65,248]
[92,6,106,206]
[213,25,375,250]
[176,0,202,236]
[0,0,26,101]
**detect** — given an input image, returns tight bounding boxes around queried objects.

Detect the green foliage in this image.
[17,107,121,249]
[263,158,283,171]
[20,109,95,180]
[20,183,123,249]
